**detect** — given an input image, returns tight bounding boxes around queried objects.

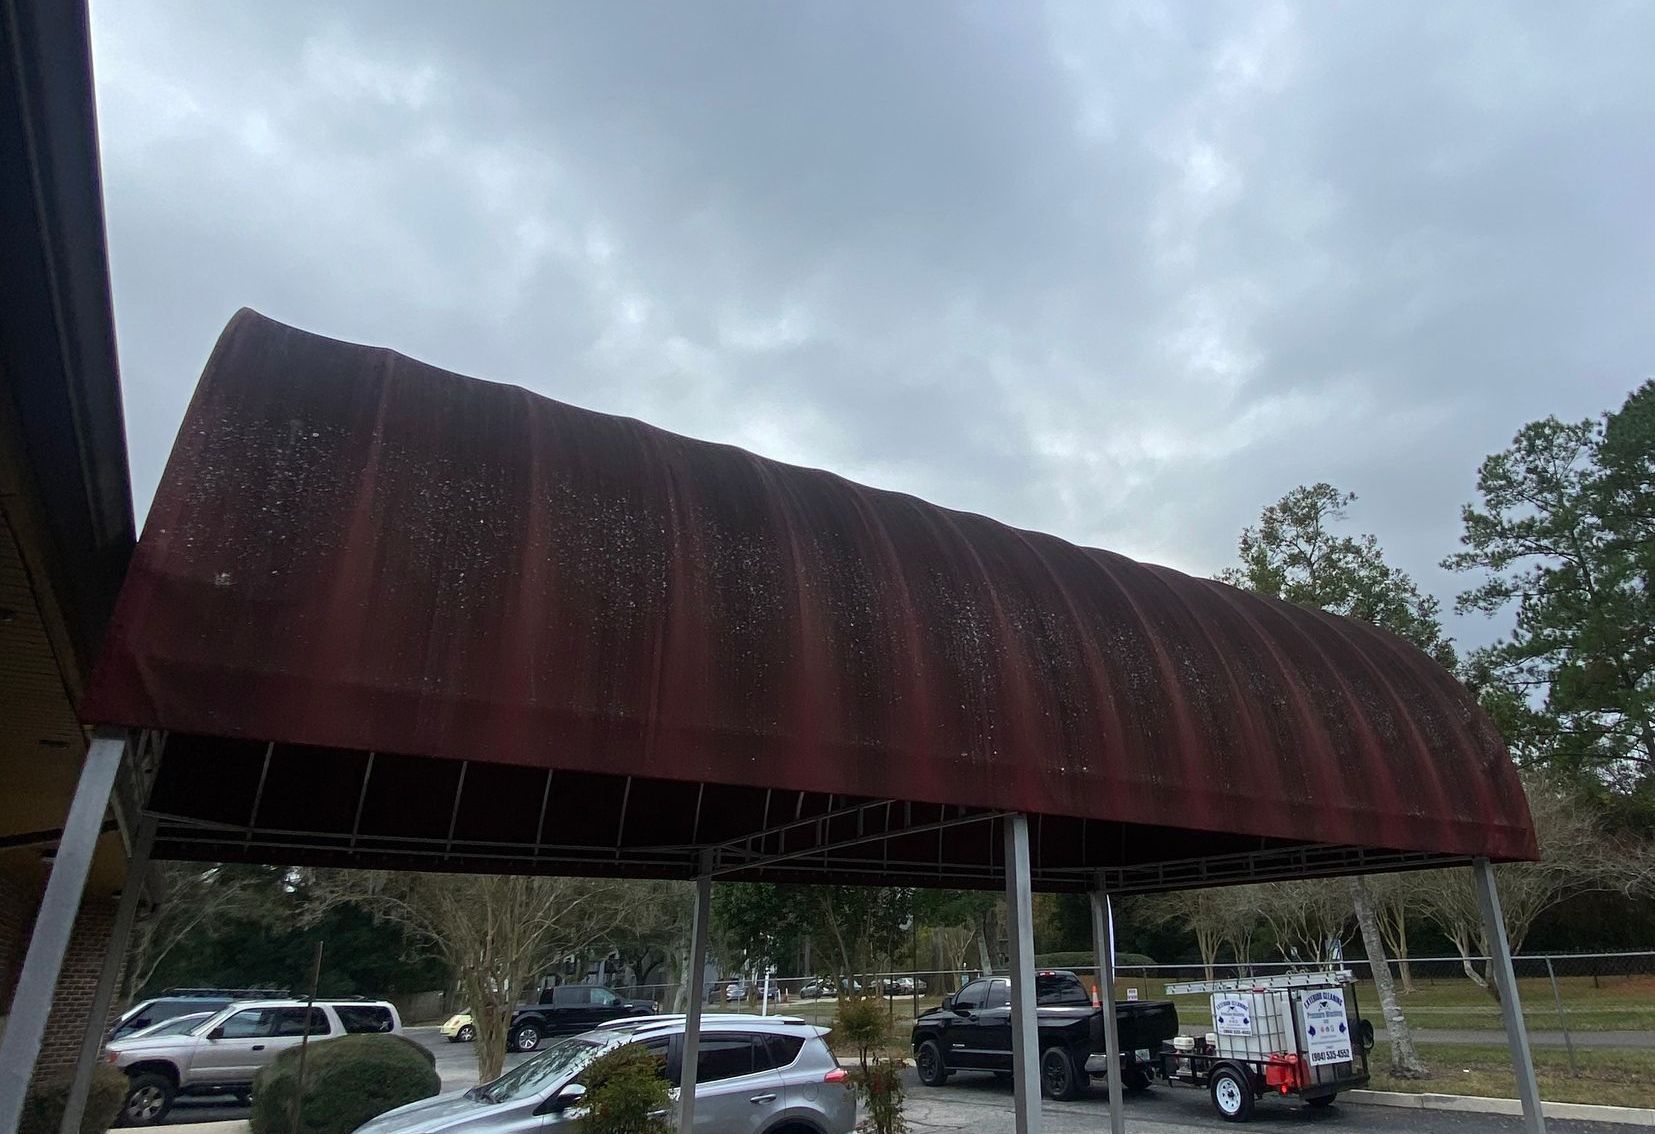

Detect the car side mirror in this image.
[207,1026,225,1040]
[540,1083,586,1114]
[941,995,955,1012]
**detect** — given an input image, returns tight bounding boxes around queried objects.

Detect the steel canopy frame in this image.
[132,732,1484,894]
[19,736,1552,1134]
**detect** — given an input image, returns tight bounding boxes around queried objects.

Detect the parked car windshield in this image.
[128,1012,213,1039]
[477,1035,608,1103]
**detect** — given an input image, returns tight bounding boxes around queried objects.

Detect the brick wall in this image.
[33,896,120,1076]
[0,875,123,1080]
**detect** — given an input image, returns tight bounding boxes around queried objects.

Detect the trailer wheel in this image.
[1306,1092,1337,1109]
[915,1039,950,1086]
[1209,1066,1254,1122]
[1040,1047,1083,1101]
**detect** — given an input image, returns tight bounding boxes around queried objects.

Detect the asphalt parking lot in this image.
[899,1069,1630,1134]
[160,1026,1632,1133]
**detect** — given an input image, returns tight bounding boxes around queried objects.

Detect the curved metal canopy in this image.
[82,311,1536,890]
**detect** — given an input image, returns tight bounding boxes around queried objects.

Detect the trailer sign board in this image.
[1302,988,1352,1066]
[1214,997,1253,1036]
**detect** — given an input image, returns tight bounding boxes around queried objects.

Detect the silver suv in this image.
[105,998,402,1125]
[358,1015,855,1134]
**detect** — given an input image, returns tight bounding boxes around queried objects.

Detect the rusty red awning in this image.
[82,311,1535,889]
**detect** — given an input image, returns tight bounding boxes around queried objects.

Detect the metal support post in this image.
[60,814,158,1134]
[1090,882,1125,1134]
[1473,858,1545,1134]
[0,732,126,1133]
[1003,814,1041,1134]
[679,851,713,1134]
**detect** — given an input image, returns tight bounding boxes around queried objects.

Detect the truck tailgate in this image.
[1116,1000,1179,1052]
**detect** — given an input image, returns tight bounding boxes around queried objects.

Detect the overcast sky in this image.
[89,1,1654,651]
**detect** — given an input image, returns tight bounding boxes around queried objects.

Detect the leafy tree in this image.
[305,872,624,1082]
[912,890,1000,974]
[714,884,807,985]
[603,879,695,1001]
[132,867,446,1002]
[1223,482,1440,1077]
[1221,482,1456,667]
[1446,382,1655,787]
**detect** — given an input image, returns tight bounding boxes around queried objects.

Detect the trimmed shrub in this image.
[19,1065,126,1134]
[250,1033,439,1134]
[584,1043,671,1134]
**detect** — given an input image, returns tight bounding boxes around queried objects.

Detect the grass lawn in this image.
[1368,1041,1655,1110]
[1152,973,1655,1033]
[732,973,1655,1035]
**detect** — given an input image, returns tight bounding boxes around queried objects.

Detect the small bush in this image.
[250,1033,439,1134]
[832,999,906,1134]
[831,997,890,1066]
[584,1043,671,1134]
[856,1060,907,1134]
[18,1065,127,1134]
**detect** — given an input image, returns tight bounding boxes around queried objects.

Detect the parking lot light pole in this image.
[1003,814,1041,1134]
[679,851,713,1134]
[1473,858,1545,1134]
[1089,880,1125,1134]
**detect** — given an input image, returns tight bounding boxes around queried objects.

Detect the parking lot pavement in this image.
[902,1071,1633,1134]
[407,1024,535,1091]
[159,1029,1633,1133]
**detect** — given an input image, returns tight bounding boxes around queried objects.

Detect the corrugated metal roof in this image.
[83,311,1536,884]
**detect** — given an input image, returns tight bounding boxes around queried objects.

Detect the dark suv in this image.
[508,985,658,1052]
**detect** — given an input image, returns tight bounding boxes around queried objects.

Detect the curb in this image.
[155,1124,252,1134]
[1346,1090,1655,1127]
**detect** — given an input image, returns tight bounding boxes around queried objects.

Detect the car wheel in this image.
[511,1024,541,1052]
[1040,1047,1083,1101]
[1210,1066,1254,1122]
[1306,1092,1337,1109]
[119,1073,175,1127]
[914,1039,949,1086]
[457,1024,476,1042]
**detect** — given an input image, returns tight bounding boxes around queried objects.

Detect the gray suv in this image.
[105,998,401,1125]
[357,1015,855,1134]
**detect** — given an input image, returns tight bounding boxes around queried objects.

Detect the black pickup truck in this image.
[508,985,660,1052]
[911,970,1178,1100]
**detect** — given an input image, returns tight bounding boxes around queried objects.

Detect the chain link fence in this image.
[604,950,1655,1063]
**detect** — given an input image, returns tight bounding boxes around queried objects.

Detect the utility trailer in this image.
[1154,970,1373,1122]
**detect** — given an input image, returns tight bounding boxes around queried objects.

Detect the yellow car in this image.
[439,1012,476,1042]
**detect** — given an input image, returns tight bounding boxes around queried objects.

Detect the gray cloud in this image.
[90,0,1655,650]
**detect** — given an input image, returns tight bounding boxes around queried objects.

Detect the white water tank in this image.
[1210,990,1295,1061]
